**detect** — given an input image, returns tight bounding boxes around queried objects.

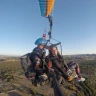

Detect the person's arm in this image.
[52,60,68,80]
[58,55,69,70]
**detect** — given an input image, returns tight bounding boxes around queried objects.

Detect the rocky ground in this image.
[0,74,78,96]
[0,59,96,96]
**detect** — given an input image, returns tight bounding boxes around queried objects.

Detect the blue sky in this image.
[0,0,96,56]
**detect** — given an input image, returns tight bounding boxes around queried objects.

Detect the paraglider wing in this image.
[38,0,55,17]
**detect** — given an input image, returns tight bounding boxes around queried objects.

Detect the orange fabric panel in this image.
[48,61,52,68]
[46,0,55,16]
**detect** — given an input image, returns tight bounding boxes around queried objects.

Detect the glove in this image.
[45,56,50,62]
[58,55,63,59]
[48,68,54,72]
[58,59,63,62]
[58,55,64,62]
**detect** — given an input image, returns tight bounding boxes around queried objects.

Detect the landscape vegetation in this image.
[0,54,96,96]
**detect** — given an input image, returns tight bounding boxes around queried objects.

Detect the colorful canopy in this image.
[38,0,55,17]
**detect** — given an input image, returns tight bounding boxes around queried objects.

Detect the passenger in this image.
[46,45,73,82]
[46,45,85,82]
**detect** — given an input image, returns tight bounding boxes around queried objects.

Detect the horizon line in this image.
[0,53,96,57]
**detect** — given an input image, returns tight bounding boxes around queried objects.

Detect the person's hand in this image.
[58,58,63,62]
[45,56,50,62]
[58,55,63,59]
[48,68,54,72]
